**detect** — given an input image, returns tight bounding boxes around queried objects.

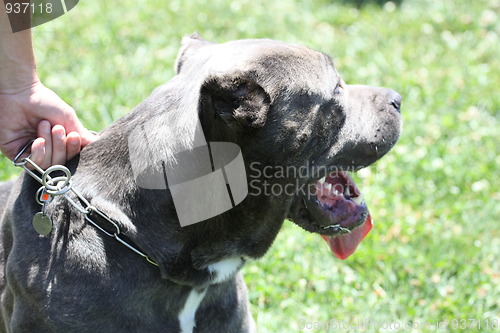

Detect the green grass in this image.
[1,0,499,332]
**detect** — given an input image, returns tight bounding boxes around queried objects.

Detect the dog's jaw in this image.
[287,170,373,259]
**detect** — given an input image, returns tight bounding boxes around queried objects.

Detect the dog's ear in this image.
[201,74,271,129]
[175,33,212,74]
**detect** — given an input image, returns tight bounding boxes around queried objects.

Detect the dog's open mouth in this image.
[289,171,373,260]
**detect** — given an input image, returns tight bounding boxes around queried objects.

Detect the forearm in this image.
[0,1,39,93]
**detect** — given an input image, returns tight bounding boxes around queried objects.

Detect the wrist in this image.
[0,6,38,94]
[0,65,39,94]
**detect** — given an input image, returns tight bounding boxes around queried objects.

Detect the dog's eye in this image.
[333,82,343,95]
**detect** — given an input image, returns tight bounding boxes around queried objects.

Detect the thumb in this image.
[57,113,97,148]
[79,128,98,147]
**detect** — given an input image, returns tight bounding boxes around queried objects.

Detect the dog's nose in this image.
[388,90,402,113]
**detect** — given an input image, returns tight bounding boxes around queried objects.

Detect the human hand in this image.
[0,82,96,169]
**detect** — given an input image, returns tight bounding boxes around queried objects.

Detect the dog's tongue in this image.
[321,214,373,260]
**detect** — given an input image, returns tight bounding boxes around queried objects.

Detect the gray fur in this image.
[0,35,401,332]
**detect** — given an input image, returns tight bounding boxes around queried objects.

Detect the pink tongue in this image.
[321,214,373,260]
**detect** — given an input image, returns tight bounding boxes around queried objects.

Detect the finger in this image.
[79,129,98,147]
[66,131,82,161]
[37,120,53,169]
[51,125,67,165]
[53,106,96,147]
[29,137,46,170]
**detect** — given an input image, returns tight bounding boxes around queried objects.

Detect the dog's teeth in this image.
[325,183,332,191]
[352,194,364,205]
[318,176,326,184]
[345,186,351,197]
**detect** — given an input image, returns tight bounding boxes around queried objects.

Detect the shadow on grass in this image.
[342,0,403,8]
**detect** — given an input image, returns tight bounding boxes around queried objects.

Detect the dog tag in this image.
[32,212,53,236]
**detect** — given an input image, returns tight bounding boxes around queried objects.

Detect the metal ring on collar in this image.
[35,187,45,205]
[12,140,35,166]
[42,165,72,196]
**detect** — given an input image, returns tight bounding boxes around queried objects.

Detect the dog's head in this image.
[165,34,402,259]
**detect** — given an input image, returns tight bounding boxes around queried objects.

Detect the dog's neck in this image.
[66,79,290,285]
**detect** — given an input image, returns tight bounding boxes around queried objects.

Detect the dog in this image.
[0,34,401,332]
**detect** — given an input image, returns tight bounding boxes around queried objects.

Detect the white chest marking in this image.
[207,257,244,284]
[178,257,244,332]
[179,289,207,333]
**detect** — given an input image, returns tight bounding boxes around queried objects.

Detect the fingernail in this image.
[41,121,51,134]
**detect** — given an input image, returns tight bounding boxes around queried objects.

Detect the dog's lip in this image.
[306,171,368,232]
